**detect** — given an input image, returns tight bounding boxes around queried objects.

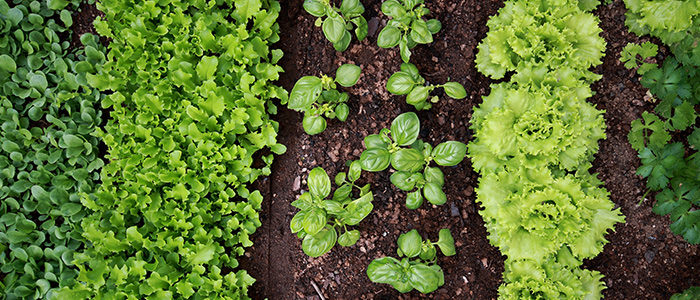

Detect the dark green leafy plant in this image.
[0,0,106,297]
[620,42,658,75]
[377,0,442,62]
[290,163,373,257]
[386,63,466,110]
[303,0,367,52]
[671,286,700,300]
[359,112,466,209]
[366,229,455,294]
[287,64,361,135]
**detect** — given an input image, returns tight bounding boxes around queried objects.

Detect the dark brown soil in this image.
[70,0,699,299]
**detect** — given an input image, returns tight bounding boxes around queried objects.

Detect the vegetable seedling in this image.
[377,0,442,62]
[386,63,466,110]
[359,112,467,209]
[290,163,374,257]
[367,229,455,294]
[288,64,362,135]
[303,0,368,52]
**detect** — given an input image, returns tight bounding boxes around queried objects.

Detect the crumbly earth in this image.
[73,0,699,299]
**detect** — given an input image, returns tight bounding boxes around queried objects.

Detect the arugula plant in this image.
[359,112,466,209]
[288,64,361,135]
[366,229,455,294]
[290,163,373,257]
[386,63,466,110]
[303,0,368,52]
[377,0,442,62]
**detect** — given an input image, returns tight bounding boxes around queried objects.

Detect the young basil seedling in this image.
[288,64,362,135]
[367,228,455,294]
[377,0,442,62]
[387,63,466,110]
[303,0,368,52]
[359,112,466,209]
[290,162,374,257]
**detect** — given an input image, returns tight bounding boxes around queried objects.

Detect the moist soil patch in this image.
[72,0,699,299]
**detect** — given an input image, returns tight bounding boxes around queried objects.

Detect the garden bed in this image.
[71,0,699,299]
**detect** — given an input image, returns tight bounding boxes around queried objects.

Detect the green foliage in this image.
[622,0,700,245]
[470,0,621,298]
[0,0,106,297]
[377,0,442,62]
[287,64,361,135]
[290,163,373,257]
[620,42,658,75]
[366,229,454,294]
[54,0,287,298]
[671,286,700,300]
[386,63,466,110]
[303,0,367,52]
[359,112,466,209]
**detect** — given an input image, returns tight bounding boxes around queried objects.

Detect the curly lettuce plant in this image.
[303,0,367,52]
[367,229,455,294]
[377,0,442,62]
[360,112,466,209]
[288,64,361,135]
[0,0,106,297]
[386,63,466,110]
[290,163,373,257]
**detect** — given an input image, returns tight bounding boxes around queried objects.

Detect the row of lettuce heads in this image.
[1,0,286,298]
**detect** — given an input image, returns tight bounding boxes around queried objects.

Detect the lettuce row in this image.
[470,0,623,298]
[0,0,107,298]
[55,0,287,298]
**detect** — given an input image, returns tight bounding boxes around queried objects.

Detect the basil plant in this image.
[303,0,368,51]
[387,63,466,110]
[367,229,456,294]
[359,112,466,209]
[290,163,374,257]
[377,0,442,62]
[288,64,361,135]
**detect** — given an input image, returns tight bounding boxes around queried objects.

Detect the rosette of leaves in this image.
[386,63,466,110]
[468,83,606,174]
[290,163,374,257]
[359,112,466,209]
[0,0,106,296]
[303,0,368,52]
[288,64,361,135]
[377,0,442,62]
[475,0,606,84]
[366,229,455,294]
[55,0,288,298]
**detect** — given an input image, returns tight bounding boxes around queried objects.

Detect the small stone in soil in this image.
[450,202,460,217]
[644,250,656,263]
[293,176,301,191]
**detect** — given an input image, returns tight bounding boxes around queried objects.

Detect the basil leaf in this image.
[303,114,327,135]
[432,141,467,166]
[348,160,362,182]
[410,19,433,44]
[360,148,391,172]
[406,190,424,209]
[406,85,430,106]
[302,227,338,257]
[340,0,364,17]
[323,16,346,44]
[391,112,420,146]
[386,71,416,95]
[381,0,406,18]
[423,182,447,205]
[443,82,467,99]
[390,171,416,191]
[407,264,442,294]
[303,0,326,17]
[397,229,422,258]
[364,134,388,149]
[437,228,456,256]
[289,76,323,110]
[335,64,362,87]
[303,207,327,236]
[338,229,360,246]
[367,257,403,284]
[426,19,442,34]
[335,103,350,122]
[377,26,402,48]
[352,16,368,41]
[342,192,373,225]
[391,148,424,172]
[308,167,331,199]
[424,166,444,186]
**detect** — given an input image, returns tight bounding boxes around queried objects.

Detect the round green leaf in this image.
[397,229,422,258]
[400,63,422,81]
[399,36,412,63]
[290,210,308,233]
[323,16,346,44]
[419,244,437,261]
[423,182,446,205]
[443,82,466,99]
[340,0,364,17]
[364,134,388,149]
[406,190,424,209]
[338,229,360,246]
[323,200,344,214]
[390,112,420,146]
[377,26,402,48]
[380,0,406,18]
[367,257,403,284]
[391,148,424,172]
[432,141,467,166]
[342,193,373,225]
[437,228,456,256]
[289,76,323,110]
[335,103,350,122]
[335,64,361,87]
[426,19,442,34]
[390,171,415,191]
[303,0,326,17]
[333,30,352,52]
[406,85,430,106]
[7,8,23,26]
[62,134,83,148]
[407,264,442,294]
[303,207,327,236]
[410,19,433,44]
[386,72,416,95]
[302,227,338,257]
[308,167,331,199]
[424,166,444,186]
[0,55,17,73]
[29,73,48,91]
[360,148,391,172]
[303,114,327,135]
[352,16,368,41]
[348,160,362,182]
[332,183,352,202]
